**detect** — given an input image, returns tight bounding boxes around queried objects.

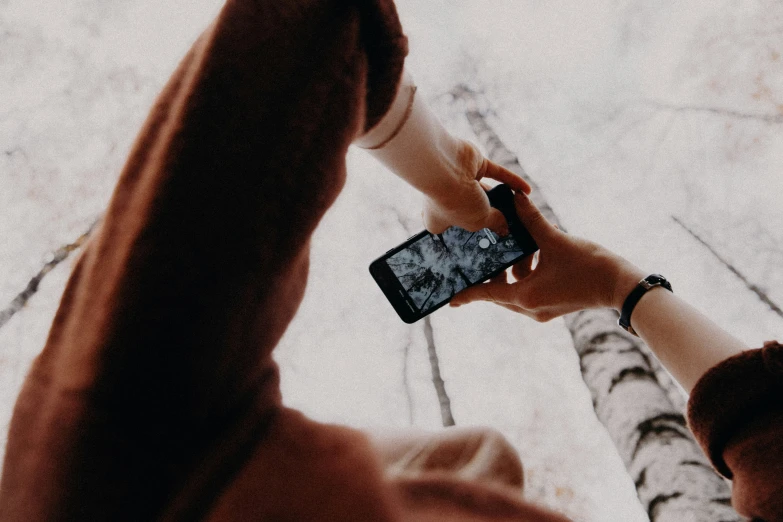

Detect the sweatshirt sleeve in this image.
[0,1,407,520]
[687,341,783,521]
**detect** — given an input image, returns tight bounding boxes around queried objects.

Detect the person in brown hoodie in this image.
[0,0,780,520]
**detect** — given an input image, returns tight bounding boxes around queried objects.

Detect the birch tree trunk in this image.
[449,85,741,522]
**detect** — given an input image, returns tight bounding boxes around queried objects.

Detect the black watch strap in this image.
[618,274,673,336]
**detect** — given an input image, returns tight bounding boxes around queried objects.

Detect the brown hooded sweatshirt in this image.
[0,1,780,520]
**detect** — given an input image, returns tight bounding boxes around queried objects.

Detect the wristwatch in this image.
[618,274,673,336]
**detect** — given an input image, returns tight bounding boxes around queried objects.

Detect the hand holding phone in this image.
[369,184,538,323]
[450,191,650,323]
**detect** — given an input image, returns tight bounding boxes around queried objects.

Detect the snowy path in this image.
[2,1,782,520]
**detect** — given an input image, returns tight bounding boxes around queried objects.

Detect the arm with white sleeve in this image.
[354,70,530,235]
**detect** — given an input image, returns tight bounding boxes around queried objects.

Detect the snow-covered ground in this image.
[1,0,782,520]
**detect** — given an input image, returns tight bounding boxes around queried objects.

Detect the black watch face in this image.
[647,274,672,291]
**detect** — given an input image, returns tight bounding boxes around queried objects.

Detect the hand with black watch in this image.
[451,192,745,394]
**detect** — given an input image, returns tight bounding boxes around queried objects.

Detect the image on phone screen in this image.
[385,226,528,314]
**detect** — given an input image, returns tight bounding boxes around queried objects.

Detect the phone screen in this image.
[385,226,529,314]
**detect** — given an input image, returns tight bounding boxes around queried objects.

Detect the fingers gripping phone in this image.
[369,184,538,323]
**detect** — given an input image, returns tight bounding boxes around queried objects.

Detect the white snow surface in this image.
[1,0,782,520]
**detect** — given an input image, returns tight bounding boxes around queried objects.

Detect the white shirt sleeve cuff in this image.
[354,70,417,150]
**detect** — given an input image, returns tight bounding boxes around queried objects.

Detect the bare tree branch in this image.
[423,316,455,427]
[401,336,415,426]
[645,100,783,124]
[672,215,783,319]
[0,219,100,330]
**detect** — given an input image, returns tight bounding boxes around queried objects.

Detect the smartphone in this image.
[369,184,538,323]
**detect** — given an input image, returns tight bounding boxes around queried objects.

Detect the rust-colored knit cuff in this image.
[687,341,783,478]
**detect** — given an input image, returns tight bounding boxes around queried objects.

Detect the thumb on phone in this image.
[514,192,557,240]
[484,208,509,237]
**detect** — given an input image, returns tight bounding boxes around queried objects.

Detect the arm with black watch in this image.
[618,274,673,336]
[449,192,747,394]
[611,268,744,393]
